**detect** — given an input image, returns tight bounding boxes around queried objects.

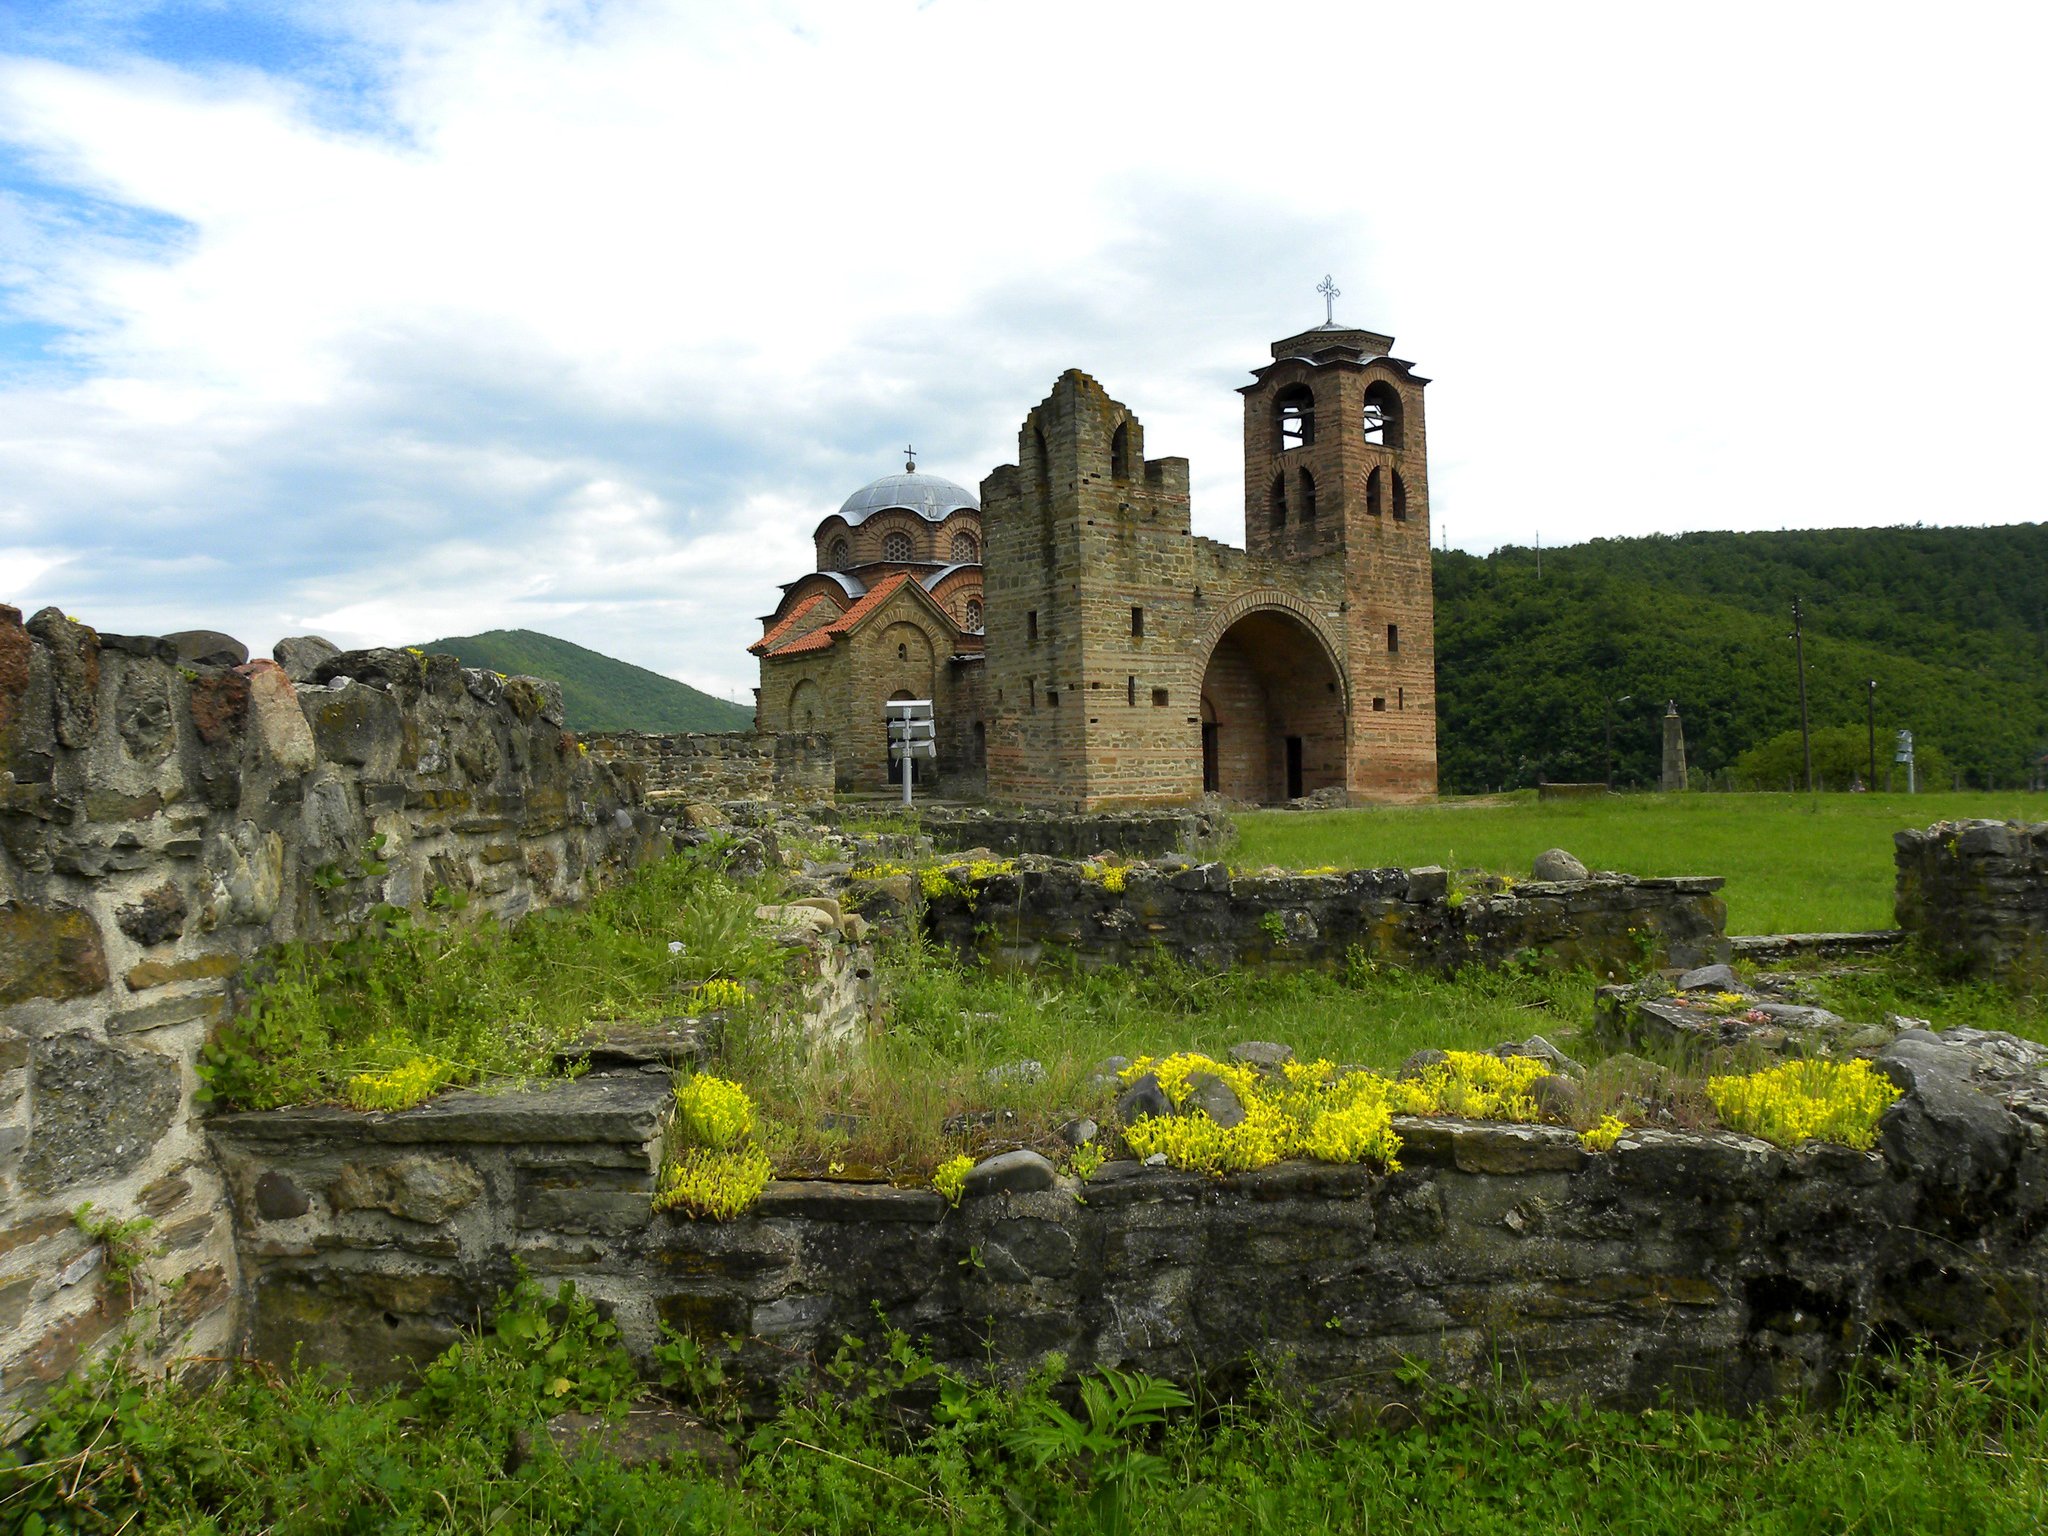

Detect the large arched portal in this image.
[1199,609,1347,803]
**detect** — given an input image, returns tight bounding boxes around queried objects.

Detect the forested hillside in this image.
[1434,524,2048,794]
[417,629,753,735]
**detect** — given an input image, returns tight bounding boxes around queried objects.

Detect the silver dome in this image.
[835,471,980,527]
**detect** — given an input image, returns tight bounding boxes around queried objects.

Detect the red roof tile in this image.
[766,571,916,657]
[750,591,840,656]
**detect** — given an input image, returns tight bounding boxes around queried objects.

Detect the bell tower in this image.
[1238,287,1437,798]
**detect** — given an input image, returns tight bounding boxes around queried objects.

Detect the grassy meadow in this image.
[1234,790,2046,934]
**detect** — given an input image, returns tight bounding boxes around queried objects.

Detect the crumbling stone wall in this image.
[208,1025,2048,1413]
[916,807,1227,860]
[1895,820,2048,988]
[903,860,1727,976]
[0,607,651,1424]
[582,731,834,807]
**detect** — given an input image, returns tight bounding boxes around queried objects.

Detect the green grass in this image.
[736,943,1600,1180]
[1234,790,2046,934]
[206,856,785,1111]
[7,1282,2044,1535]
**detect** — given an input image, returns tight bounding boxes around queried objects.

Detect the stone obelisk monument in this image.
[1661,701,1688,792]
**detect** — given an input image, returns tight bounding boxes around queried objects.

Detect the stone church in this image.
[751,313,1437,808]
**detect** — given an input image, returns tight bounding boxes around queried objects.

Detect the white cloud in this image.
[1,0,2044,693]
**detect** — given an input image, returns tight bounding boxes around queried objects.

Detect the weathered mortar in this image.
[0,610,667,1424]
[1895,819,2048,988]
[208,1026,2048,1414]
[902,859,1728,976]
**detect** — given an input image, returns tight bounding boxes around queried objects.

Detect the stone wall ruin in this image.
[0,608,656,1423]
[210,1024,2048,1415]
[1894,819,2048,988]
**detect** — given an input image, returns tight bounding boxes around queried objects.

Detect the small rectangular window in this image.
[1398,687,1405,711]
[1027,610,1039,641]
[1028,678,1037,711]
[1127,675,1136,705]
[1373,696,1386,712]
[1048,690,1059,708]
[1386,623,1400,653]
[1130,606,1144,637]
[1151,688,1169,707]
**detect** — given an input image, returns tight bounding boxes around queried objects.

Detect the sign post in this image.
[1894,728,1915,795]
[886,700,937,807]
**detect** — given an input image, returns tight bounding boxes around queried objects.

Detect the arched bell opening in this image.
[1198,609,1346,803]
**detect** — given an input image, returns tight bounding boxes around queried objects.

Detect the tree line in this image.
[1433,523,2048,793]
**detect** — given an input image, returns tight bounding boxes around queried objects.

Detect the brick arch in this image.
[1196,589,1348,701]
[787,676,823,732]
[1197,593,1350,804]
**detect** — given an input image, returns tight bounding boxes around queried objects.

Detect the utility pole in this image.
[1791,598,1814,794]
[1865,680,1877,793]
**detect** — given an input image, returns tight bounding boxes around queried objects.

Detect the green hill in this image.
[416,629,753,735]
[1435,524,2048,794]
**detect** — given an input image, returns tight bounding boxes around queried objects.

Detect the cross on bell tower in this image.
[1317,274,1340,325]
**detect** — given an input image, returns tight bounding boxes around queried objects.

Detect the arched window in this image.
[1362,382,1404,450]
[950,531,978,563]
[1391,468,1409,521]
[1298,468,1317,524]
[1366,466,1384,517]
[964,597,983,631]
[1274,383,1315,451]
[1110,421,1130,479]
[829,537,851,569]
[1268,472,1287,530]
[882,530,913,562]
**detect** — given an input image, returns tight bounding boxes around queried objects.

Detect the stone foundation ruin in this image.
[4,601,2046,1427]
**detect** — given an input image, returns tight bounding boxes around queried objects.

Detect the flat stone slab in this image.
[209,1071,673,1147]
[751,1180,948,1223]
[1731,931,1903,961]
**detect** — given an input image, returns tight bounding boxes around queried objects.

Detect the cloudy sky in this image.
[2,1,2042,701]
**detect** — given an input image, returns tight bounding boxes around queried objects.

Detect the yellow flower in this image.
[344,1056,452,1111]
[673,1073,756,1149]
[933,1153,974,1207]
[1580,1115,1629,1152]
[1706,1059,1900,1150]
[653,1145,771,1219]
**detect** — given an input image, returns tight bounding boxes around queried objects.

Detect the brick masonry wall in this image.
[0,607,653,1427]
[980,358,1434,811]
[1240,331,1437,800]
[907,860,1727,977]
[209,1023,2048,1414]
[582,730,835,806]
[1895,820,2048,986]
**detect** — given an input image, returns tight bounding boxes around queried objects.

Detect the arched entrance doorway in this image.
[1199,608,1346,803]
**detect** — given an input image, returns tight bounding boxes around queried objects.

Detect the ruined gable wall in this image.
[983,370,1358,809]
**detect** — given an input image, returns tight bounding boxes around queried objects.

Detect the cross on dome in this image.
[904,444,917,472]
[1317,274,1340,324]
